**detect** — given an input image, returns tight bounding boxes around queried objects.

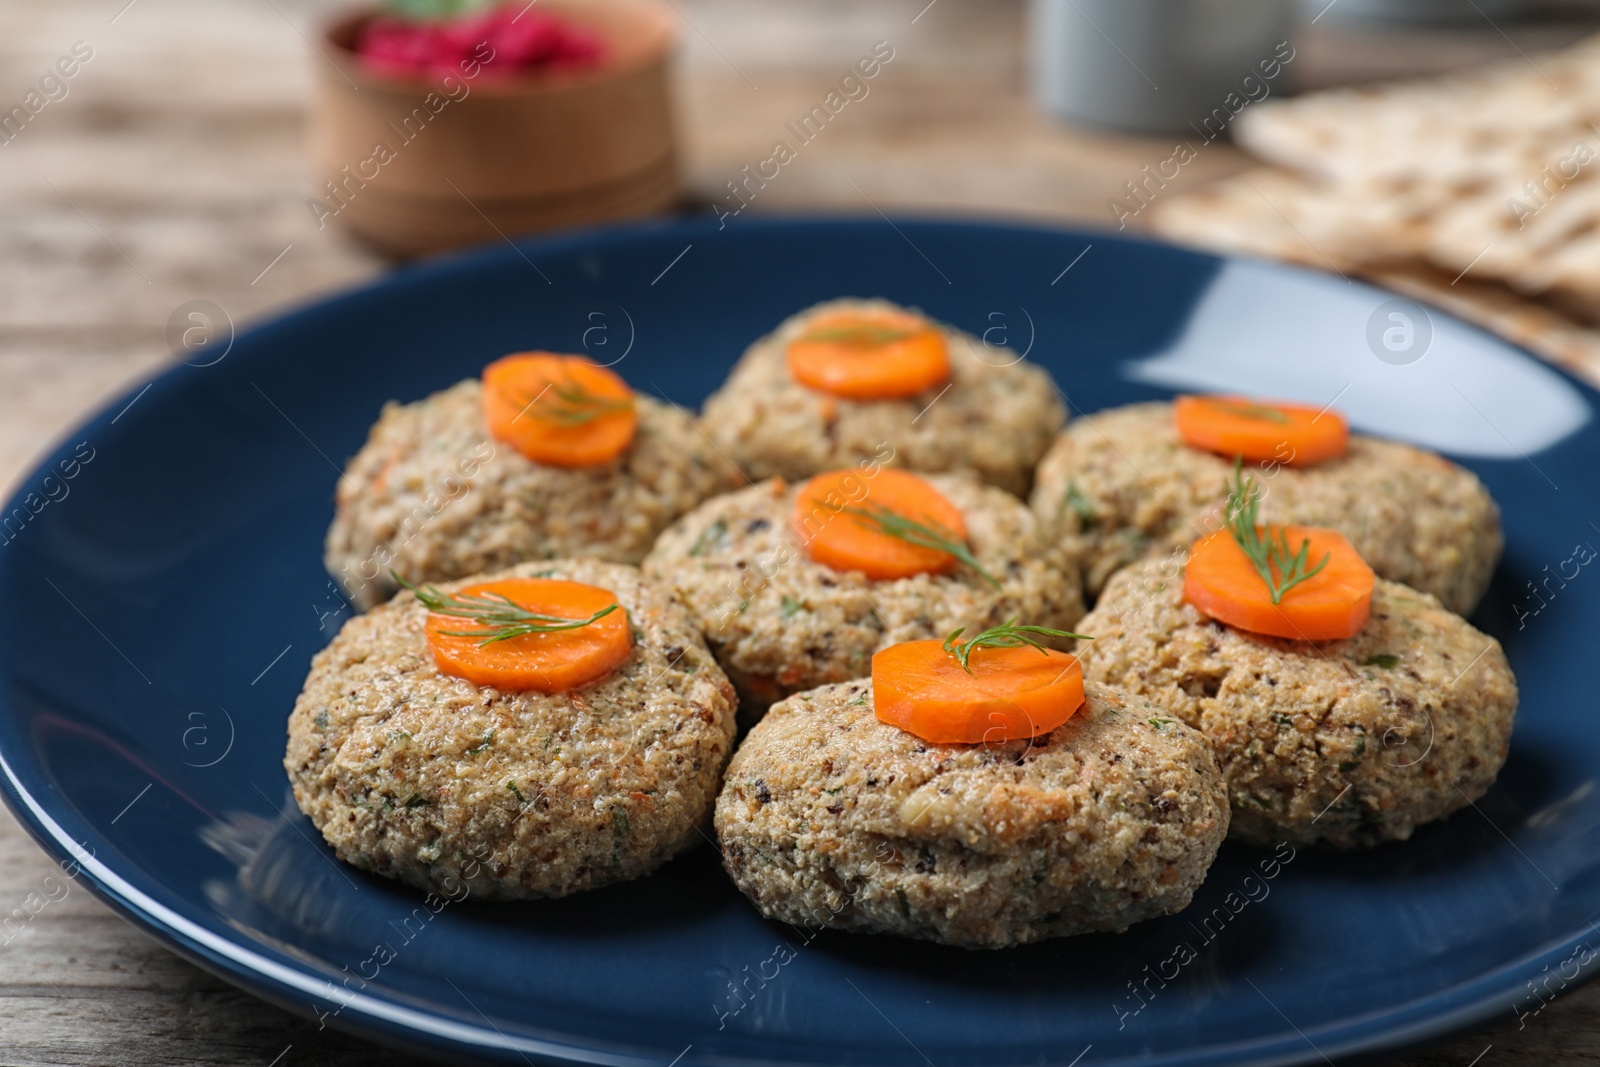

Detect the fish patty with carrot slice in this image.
[1029,401,1502,614]
[326,373,742,611]
[715,677,1228,949]
[1074,556,1517,848]
[284,559,738,899]
[641,472,1084,721]
[700,298,1066,497]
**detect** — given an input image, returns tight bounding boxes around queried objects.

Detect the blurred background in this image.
[5,0,1600,1062]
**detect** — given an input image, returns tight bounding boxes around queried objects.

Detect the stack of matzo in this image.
[1150,34,1600,383]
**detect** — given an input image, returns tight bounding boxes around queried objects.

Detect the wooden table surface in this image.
[3,1,1600,1063]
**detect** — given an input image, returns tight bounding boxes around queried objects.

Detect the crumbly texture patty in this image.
[285,560,738,899]
[700,298,1066,497]
[642,474,1085,717]
[715,679,1229,949]
[1075,559,1518,848]
[1029,401,1502,614]
[326,379,742,610]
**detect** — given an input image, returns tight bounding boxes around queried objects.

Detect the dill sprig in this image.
[1202,398,1289,424]
[941,617,1093,675]
[516,378,634,427]
[1223,459,1330,605]
[385,0,496,20]
[843,503,1001,589]
[394,573,620,646]
[799,324,915,346]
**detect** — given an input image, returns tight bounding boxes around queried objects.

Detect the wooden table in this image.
[2,1,1598,1063]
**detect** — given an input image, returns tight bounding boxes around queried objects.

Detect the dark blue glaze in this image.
[2,217,1596,1067]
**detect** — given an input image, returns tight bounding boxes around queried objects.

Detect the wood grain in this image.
[2,1,1598,1063]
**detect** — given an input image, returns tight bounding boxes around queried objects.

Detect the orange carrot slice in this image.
[872,639,1085,744]
[786,309,950,400]
[1174,394,1348,466]
[421,577,632,692]
[482,352,637,468]
[1184,526,1374,640]
[793,468,971,581]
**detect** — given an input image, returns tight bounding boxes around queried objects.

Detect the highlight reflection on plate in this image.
[1130,260,1590,457]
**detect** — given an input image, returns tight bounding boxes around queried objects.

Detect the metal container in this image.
[1030,0,1296,135]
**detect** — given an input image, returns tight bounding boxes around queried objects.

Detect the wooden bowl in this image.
[312,0,680,258]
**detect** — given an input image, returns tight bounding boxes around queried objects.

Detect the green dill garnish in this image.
[844,503,1000,589]
[514,377,634,427]
[387,730,412,741]
[386,0,498,22]
[1223,459,1330,605]
[506,780,526,803]
[941,617,1093,675]
[688,519,727,557]
[466,730,495,755]
[848,695,867,706]
[780,594,803,618]
[799,324,915,346]
[403,793,429,809]
[314,708,330,729]
[394,572,619,646]
[1148,717,1174,729]
[1062,480,1097,527]
[1200,397,1290,424]
[1363,653,1399,669]
[612,807,631,837]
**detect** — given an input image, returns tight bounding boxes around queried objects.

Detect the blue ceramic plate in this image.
[2,217,1597,1067]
